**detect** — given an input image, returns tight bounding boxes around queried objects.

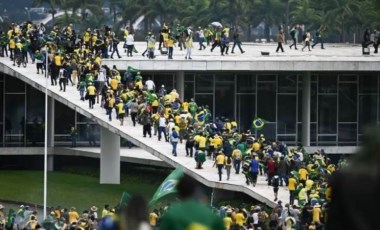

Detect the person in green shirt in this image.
[160,177,224,230]
[0,32,9,57]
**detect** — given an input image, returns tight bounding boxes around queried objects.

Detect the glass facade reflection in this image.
[1,71,380,147]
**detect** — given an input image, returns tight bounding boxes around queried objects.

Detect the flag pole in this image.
[43,47,48,219]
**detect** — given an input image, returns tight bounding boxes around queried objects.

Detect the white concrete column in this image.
[47,155,54,172]
[100,127,120,184]
[176,71,185,101]
[47,97,55,147]
[302,72,311,147]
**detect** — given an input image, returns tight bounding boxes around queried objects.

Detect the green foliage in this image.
[30,0,380,42]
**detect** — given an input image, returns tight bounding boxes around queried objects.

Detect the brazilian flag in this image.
[149,168,184,206]
[119,192,131,208]
[252,117,266,130]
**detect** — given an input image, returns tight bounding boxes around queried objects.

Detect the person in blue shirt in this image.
[250,155,259,187]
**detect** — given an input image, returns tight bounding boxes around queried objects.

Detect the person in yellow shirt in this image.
[288,174,297,205]
[9,36,15,60]
[149,209,159,228]
[194,133,207,151]
[299,166,308,187]
[101,205,109,218]
[68,207,79,224]
[185,34,193,59]
[214,151,225,181]
[312,203,322,224]
[87,82,96,109]
[182,99,189,112]
[223,213,233,230]
[167,35,175,59]
[225,154,233,180]
[116,100,125,126]
[234,209,246,228]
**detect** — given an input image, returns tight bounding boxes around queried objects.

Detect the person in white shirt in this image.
[145,78,155,92]
[126,33,135,57]
[158,114,168,142]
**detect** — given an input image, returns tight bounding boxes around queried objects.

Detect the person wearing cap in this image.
[87,82,96,109]
[90,206,98,219]
[142,31,153,57]
[158,84,167,97]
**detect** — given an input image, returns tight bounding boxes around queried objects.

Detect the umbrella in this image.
[211,22,223,28]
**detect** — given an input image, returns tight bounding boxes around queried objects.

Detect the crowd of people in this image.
[0,21,356,230]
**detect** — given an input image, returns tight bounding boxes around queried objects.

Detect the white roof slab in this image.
[99,42,380,72]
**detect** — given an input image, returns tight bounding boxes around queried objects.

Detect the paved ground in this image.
[1,55,292,207]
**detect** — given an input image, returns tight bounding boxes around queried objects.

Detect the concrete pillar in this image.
[47,97,55,147]
[302,72,311,147]
[47,155,54,171]
[100,127,120,184]
[176,71,185,101]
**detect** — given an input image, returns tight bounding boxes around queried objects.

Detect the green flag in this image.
[119,192,131,208]
[6,209,15,229]
[127,66,139,73]
[149,168,184,206]
[252,117,266,130]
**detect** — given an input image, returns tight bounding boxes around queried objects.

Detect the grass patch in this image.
[0,170,161,212]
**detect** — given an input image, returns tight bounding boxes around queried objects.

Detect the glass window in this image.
[318,135,337,146]
[237,95,256,132]
[237,74,256,93]
[258,123,276,141]
[77,112,94,123]
[278,74,297,93]
[338,83,357,122]
[195,94,213,116]
[359,74,378,94]
[277,135,296,145]
[339,74,357,82]
[258,74,276,82]
[5,94,25,146]
[5,76,25,93]
[278,95,297,134]
[0,82,3,121]
[27,86,45,123]
[359,95,377,133]
[55,101,75,135]
[318,95,337,134]
[215,82,235,119]
[257,82,276,121]
[195,74,213,93]
[0,124,3,146]
[338,124,357,144]
[153,73,175,92]
[185,73,194,82]
[214,73,235,82]
[26,121,44,147]
[184,82,194,101]
[318,74,337,94]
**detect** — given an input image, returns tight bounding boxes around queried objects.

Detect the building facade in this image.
[0,71,378,147]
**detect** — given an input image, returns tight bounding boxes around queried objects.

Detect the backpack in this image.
[226,156,232,165]
[303,34,307,41]
[290,30,295,37]
[272,177,279,187]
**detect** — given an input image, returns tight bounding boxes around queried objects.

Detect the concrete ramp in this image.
[0,58,288,207]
